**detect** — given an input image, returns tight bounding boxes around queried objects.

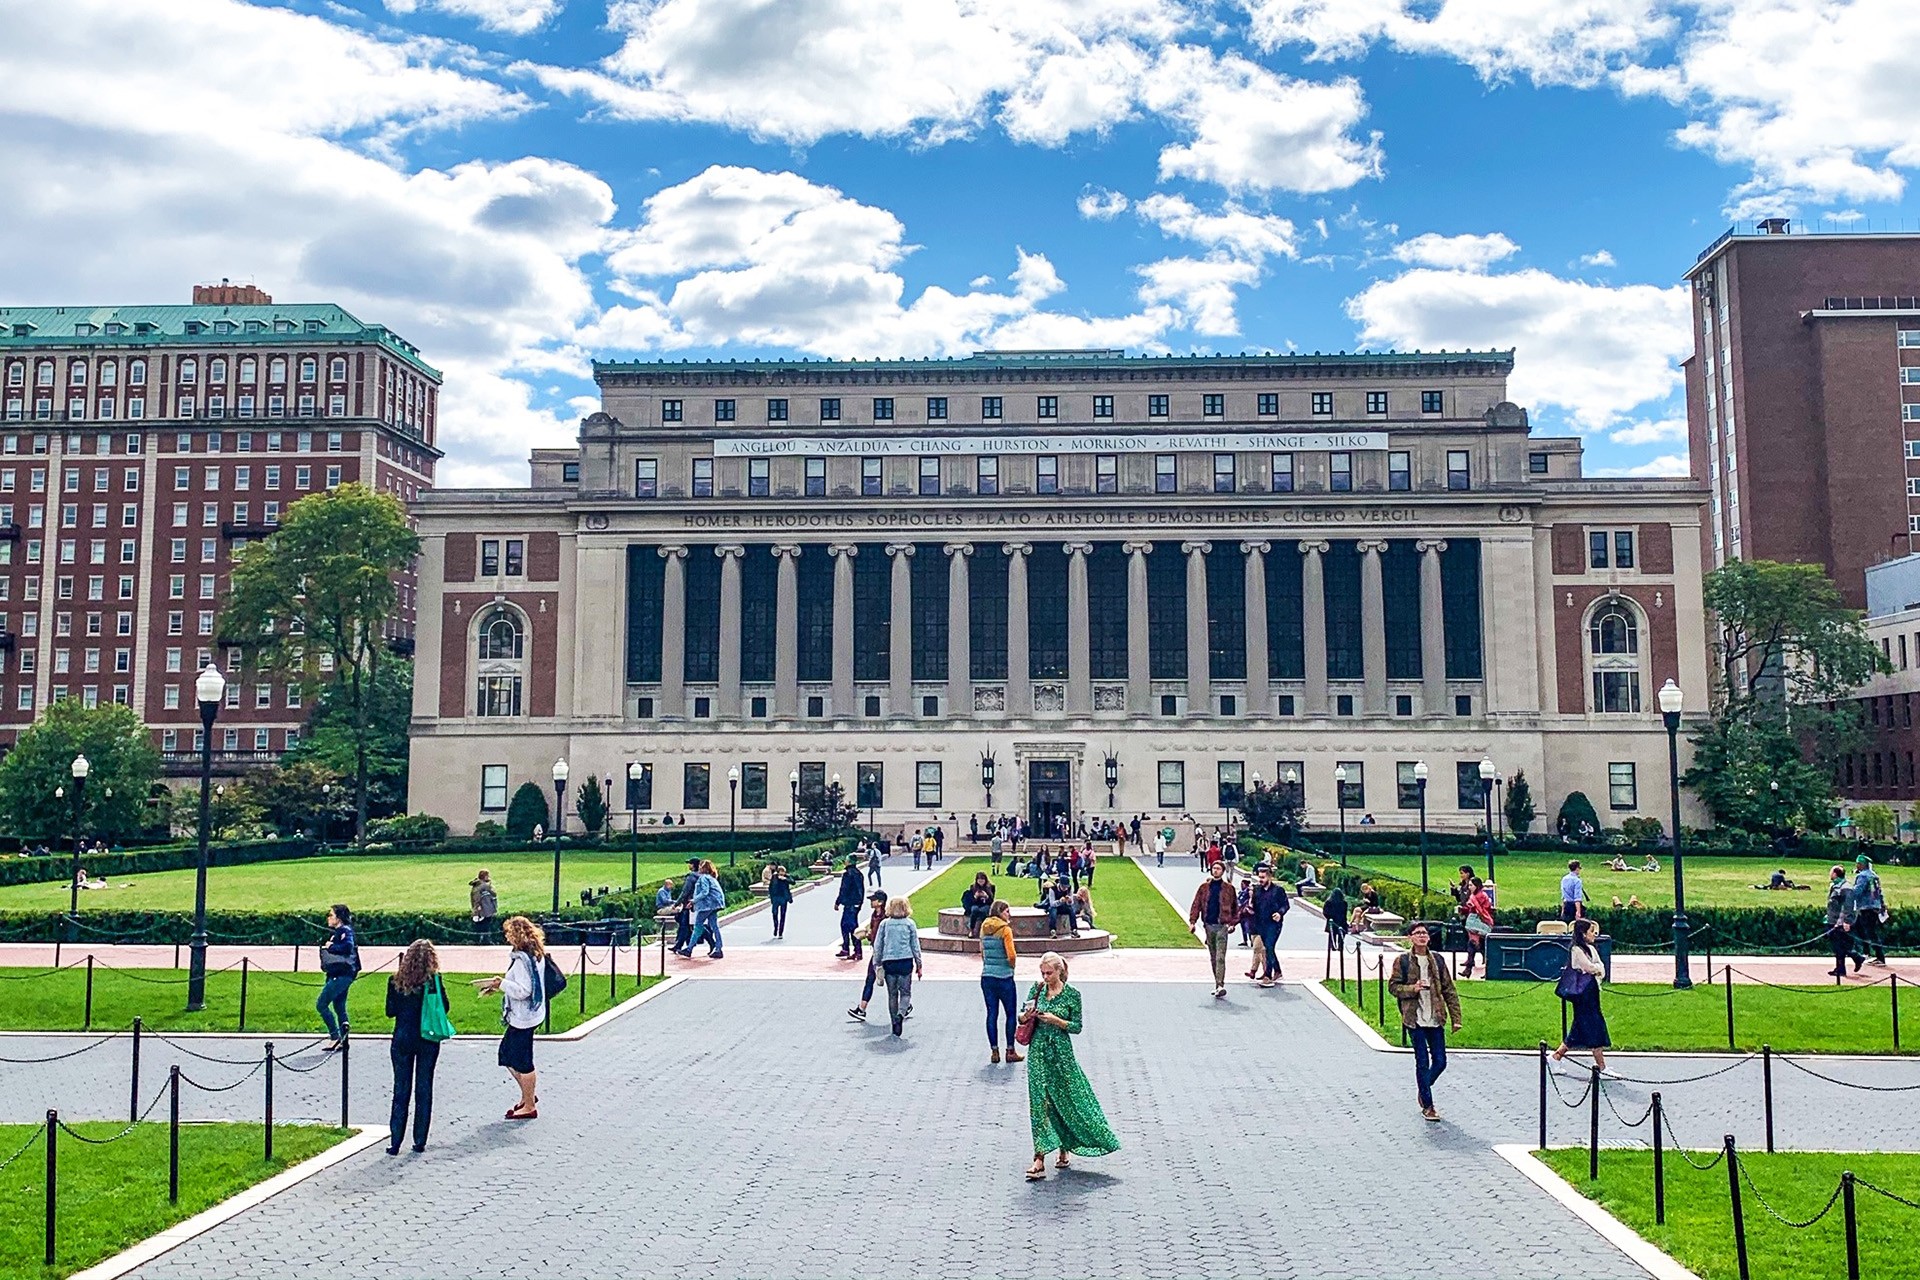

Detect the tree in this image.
[0,700,161,844]
[283,660,411,823]
[1504,771,1537,835]
[1556,790,1601,839]
[1853,801,1897,843]
[1687,559,1886,830]
[505,783,549,838]
[800,780,858,834]
[235,761,342,838]
[1241,780,1305,846]
[575,776,608,836]
[218,484,420,845]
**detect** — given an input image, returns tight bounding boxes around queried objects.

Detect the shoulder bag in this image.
[419,975,456,1043]
[1014,983,1040,1046]
[1555,966,1594,1000]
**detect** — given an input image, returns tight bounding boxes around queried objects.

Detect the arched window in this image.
[268,358,286,383]
[178,359,196,385]
[1587,601,1643,712]
[474,605,525,716]
[239,358,257,383]
[478,607,523,660]
[209,358,227,382]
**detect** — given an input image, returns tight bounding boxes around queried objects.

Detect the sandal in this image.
[1025,1160,1047,1181]
[1055,1155,1071,1169]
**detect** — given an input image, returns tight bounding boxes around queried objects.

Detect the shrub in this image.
[472,820,505,838]
[575,776,608,836]
[1556,791,1602,840]
[1619,816,1665,846]
[367,813,450,844]
[1505,771,1537,835]
[505,783,549,838]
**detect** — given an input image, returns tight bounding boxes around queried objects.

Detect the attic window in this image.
[183,321,206,335]
[103,323,125,336]
[133,322,158,334]
[274,320,295,333]
[213,320,237,334]
[244,320,265,333]
[73,323,98,336]
[11,323,36,337]
[304,319,325,332]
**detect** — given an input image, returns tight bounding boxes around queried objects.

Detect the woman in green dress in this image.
[1023,951,1120,1181]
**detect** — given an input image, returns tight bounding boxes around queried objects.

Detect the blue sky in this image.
[6,0,1920,484]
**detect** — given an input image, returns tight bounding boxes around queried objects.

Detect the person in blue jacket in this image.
[678,859,726,959]
[318,903,360,1048]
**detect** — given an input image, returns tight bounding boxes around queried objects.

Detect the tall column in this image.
[1358,539,1388,715]
[716,545,744,718]
[1241,540,1270,717]
[1417,539,1448,717]
[829,543,857,716]
[772,543,800,717]
[1065,542,1093,714]
[1005,542,1032,716]
[887,543,913,716]
[659,544,687,718]
[1300,540,1329,714]
[1182,540,1211,714]
[1125,540,1152,715]
[945,543,972,717]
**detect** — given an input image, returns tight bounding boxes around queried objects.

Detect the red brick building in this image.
[0,286,438,775]
[1685,222,1920,607]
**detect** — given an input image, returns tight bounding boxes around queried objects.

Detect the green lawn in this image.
[1327,850,1917,912]
[0,852,717,915]
[907,856,1200,948]
[0,1121,350,1278]
[1321,974,1913,1054]
[1539,1149,1920,1280]
[0,965,663,1034]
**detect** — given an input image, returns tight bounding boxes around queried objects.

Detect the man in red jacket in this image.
[1187,860,1241,999]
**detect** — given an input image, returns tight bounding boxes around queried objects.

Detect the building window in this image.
[820,397,841,421]
[1157,760,1185,808]
[691,457,713,497]
[805,457,827,497]
[1608,762,1638,810]
[856,762,883,809]
[1395,761,1426,809]
[1329,452,1352,492]
[1312,392,1333,417]
[976,456,998,496]
[1148,394,1169,418]
[1590,529,1637,569]
[1202,393,1224,417]
[1037,396,1057,419]
[1589,602,1643,713]
[480,539,500,576]
[1530,451,1550,474]
[1257,393,1278,416]
[476,674,521,717]
[873,397,894,421]
[739,762,766,809]
[1271,453,1294,493]
[916,761,942,807]
[861,456,882,496]
[767,398,789,423]
[634,458,658,498]
[681,763,710,810]
[980,396,1001,420]
[1388,451,1411,491]
[1217,760,1244,809]
[714,399,735,422]
[748,458,770,497]
[1096,455,1118,494]
[1446,450,1471,490]
[1092,395,1113,419]
[1155,454,1177,494]
[1421,390,1444,414]
[1366,391,1388,415]
[1455,762,1485,810]
[918,456,940,496]
[1036,455,1058,494]
[927,396,947,420]
[1212,453,1235,493]
[1337,761,1364,808]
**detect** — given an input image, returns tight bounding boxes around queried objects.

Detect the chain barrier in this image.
[1776,1054,1920,1093]
[92,957,245,985]
[0,1033,124,1066]
[54,1080,170,1144]
[1723,965,1883,995]
[0,957,91,981]
[272,1049,337,1075]
[1547,1067,1595,1109]
[1598,1080,1655,1129]
[177,1061,265,1094]
[1736,1155,1847,1229]
[1658,1108,1727,1171]
[0,1122,43,1175]
[1604,1054,1757,1087]
[1856,1178,1920,1213]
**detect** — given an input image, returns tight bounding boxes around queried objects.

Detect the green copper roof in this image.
[0,303,440,380]
[594,348,1515,378]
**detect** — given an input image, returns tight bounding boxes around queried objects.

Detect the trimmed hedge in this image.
[1269,828,1914,866]
[0,838,314,887]
[0,836,860,944]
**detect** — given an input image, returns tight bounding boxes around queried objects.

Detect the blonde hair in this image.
[885,895,912,918]
[1039,950,1069,982]
[501,915,545,958]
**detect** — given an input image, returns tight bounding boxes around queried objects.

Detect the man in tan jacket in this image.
[1387,924,1463,1121]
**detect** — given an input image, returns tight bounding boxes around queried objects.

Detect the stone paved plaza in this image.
[7,969,1919,1280]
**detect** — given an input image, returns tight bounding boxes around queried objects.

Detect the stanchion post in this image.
[263,1043,275,1163]
[1725,1134,1750,1280]
[1725,975,1736,1051]
[1376,957,1385,1028]
[43,1113,56,1274]
[1893,975,1902,1052]
[1652,1092,1665,1225]
[238,957,250,1033]
[608,942,616,1005]
[293,942,300,973]
[128,1017,141,1124]
[635,921,642,985]
[1324,934,1331,981]
[172,940,180,970]
[1762,1044,1774,1153]
[339,1037,350,1129]
[1588,1065,1601,1182]
[1843,1171,1861,1280]
[578,942,587,1017]
[83,955,94,1032]
[168,1066,181,1205]
[1338,940,1346,992]
[1537,1041,1548,1151]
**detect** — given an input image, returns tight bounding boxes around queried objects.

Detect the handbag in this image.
[1555,966,1594,1000]
[419,975,456,1043]
[1014,1008,1037,1046]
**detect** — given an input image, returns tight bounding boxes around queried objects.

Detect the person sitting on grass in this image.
[1607,855,1630,873]
[1755,868,1802,891]
[1641,854,1660,873]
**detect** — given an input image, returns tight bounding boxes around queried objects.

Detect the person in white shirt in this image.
[1551,918,1614,1078]
[477,915,549,1121]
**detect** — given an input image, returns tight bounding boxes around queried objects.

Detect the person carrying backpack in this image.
[478,915,551,1121]
[317,903,360,1049]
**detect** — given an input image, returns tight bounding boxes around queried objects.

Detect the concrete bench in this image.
[1362,909,1404,931]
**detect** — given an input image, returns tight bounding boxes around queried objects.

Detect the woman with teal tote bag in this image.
[386,940,454,1155]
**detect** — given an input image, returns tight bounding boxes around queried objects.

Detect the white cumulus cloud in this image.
[1390,231,1519,270]
[1581,249,1618,267]
[1135,193,1298,261]
[1594,452,1691,477]
[384,0,562,35]
[1609,416,1687,445]
[1078,187,1131,220]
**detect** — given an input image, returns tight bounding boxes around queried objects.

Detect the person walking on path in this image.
[678,859,726,959]
[1248,865,1289,987]
[834,856,867,959]
[469,870,498,944]
[1236,873,1256,949]
[1187,861,1241,999]
[1551,918,1614,1078]
[1021,952,1119,1181]
[1826,864,1859,977]
[317,904,359,1049]
[1323,883,1349,956]
[991,831,1004,876]
[385,939,452,1154]
[867,842,884,888]
[980,900,1022,1064]
[1459,877,1495,978]
[768,864,793,939]
[671,857,700,953]
[1559,861,1587,923]
[1387,924,1462,1121]
[477,915,547,1121]
[1851,854,1889,968]
[847,889,892,1022]
[873,895,923,1036]
[1083,845,1097,887]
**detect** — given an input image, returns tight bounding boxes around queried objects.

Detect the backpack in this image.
[541,952,568,997]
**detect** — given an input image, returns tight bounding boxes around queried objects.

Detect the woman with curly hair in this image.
[478,915,547,1120]
[385,939,451,1154]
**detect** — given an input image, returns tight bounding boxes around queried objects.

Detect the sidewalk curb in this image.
[1494,1144,1703,1280]
[66,1125,386,1280]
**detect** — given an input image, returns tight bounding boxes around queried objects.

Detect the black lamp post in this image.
[1660,678,1692,989]
[1494,776,1506,841]
[728,766,739,866]
[62,752,89,942]
[788,769,799,853]
[1414,760,1429,893]
[1333,764,1348,866]
[1282,767,1299,846]
[187,665,225,1012]
[626,761,641,891]
[550,756,569,913]
[1103,753,1118,810]
[982,751,996,810]
[1479,756,1497,883]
